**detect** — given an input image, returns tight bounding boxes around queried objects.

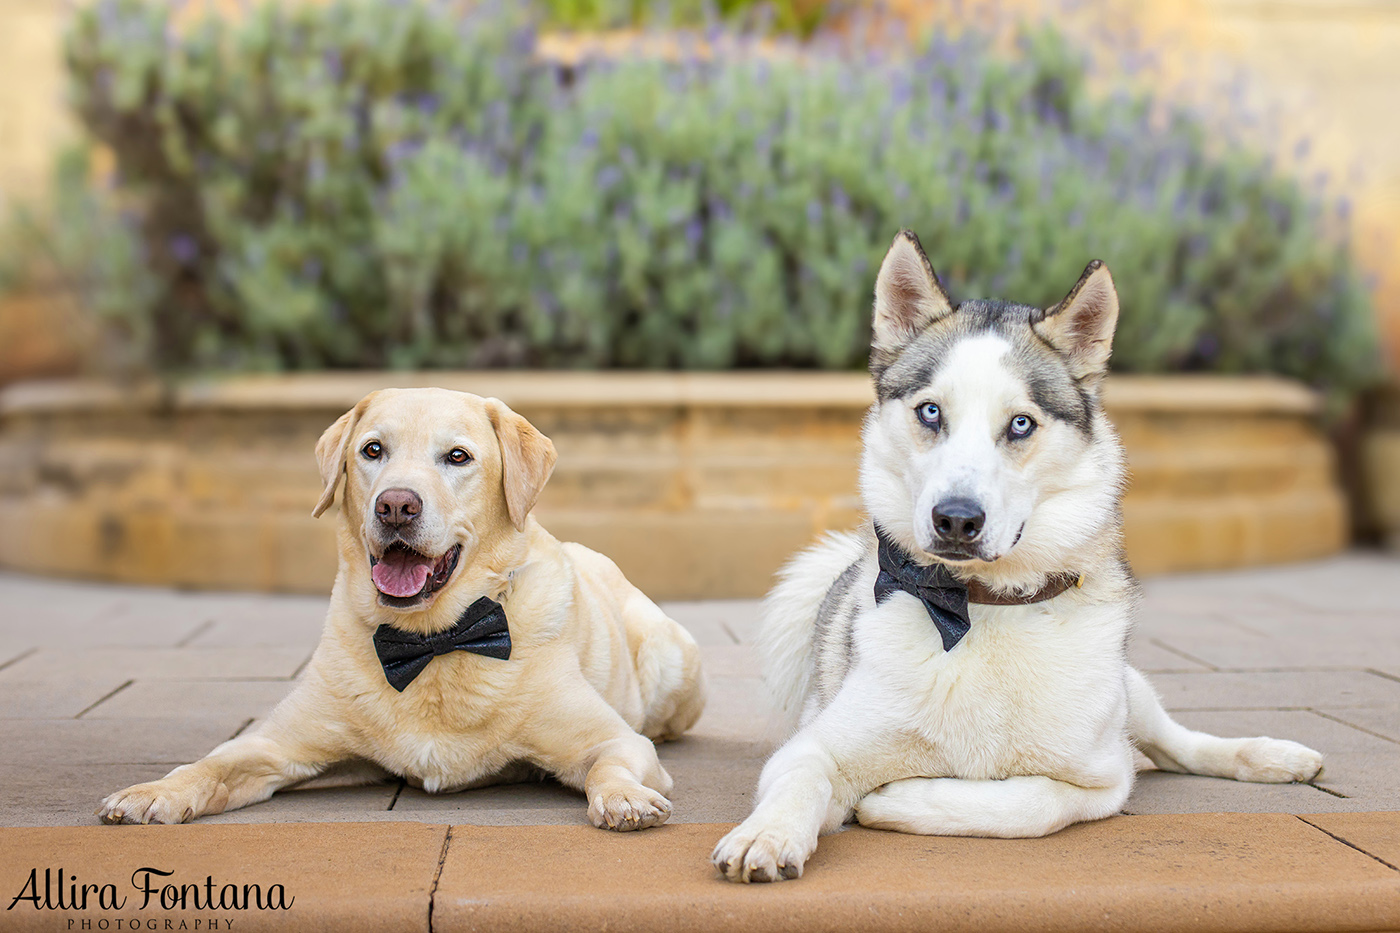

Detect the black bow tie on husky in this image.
[874,525,972,652]
[874,525,1082,652]
[372,595,512,691]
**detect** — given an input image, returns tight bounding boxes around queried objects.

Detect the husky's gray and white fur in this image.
[713,231,1324,883]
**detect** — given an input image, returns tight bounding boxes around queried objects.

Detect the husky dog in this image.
[712,231,1324,883]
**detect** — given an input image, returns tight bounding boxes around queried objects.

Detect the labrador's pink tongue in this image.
[372,550,433,598]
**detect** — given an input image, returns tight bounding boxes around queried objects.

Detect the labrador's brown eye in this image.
[361,441,382,460]
[447,447,471,465]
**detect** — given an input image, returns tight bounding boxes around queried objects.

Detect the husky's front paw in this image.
[1234,737,1324,783]
[587,783,672,831]
[97,779,210,825]
[711,820,813,883]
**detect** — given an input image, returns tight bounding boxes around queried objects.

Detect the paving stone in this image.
[1132,610,1261,647]
[1300,812,1400,868]
[1317,706,1400,744]
[0,645,311,683]
[1145,554,1400,615]
[412,806,591,827]
[186,614,326,648]
[1171,709,1400,756]
[666,757,764,824]
[657,734,772,765]
[1151,670,1400,710]
[2,554,1396,830]
[433,815,1400,933]
[177,593,329,647]
[0,574,162,625]
[0,644,32,667]
[689,672,773,743]
[1122,771,1350,814]
[197,783,402,824]
[663,599,766,644]
[0,822,448,933]
[1165,632,1400,671]
[1127,635,1212,672]
[1221,610,1400,641]
[0,575,289,650]
[699,643,763,679]
[81,679,293,720]
[0,763,172,827]
[1310,751,1400,802]
[657,602,738,646]
[0,602,206,651]
[393,779,584,814]
[0,717,246,767]
[0,670,132,718]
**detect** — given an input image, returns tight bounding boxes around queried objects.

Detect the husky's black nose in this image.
[933,498,985,544]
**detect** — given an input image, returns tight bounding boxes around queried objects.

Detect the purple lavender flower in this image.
[168,234,199,266]
[597,164,623,190]
[830,185,850,213]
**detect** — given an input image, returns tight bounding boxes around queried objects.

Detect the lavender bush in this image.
[8,0,1377,393]
[538,0,830,35]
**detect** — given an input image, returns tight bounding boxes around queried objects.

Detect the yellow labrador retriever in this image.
[98,388,705,830]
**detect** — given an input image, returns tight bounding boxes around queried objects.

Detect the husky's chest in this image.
[858,594,1130,779]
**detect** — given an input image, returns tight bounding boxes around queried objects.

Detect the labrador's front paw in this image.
[711,819,813,883]
[97,779,203,825]
[587,783,672,831]
[97,772,222,826]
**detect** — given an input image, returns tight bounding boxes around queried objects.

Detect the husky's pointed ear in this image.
[312,393,375,518]
[1034,260,1119,381]
[872,230,954,356]
[487,398,558,531]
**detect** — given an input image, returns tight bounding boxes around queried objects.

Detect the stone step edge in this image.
[0,372,1323,417]
[1,814,1396,933]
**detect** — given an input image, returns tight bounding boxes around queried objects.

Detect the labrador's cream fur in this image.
[98,388,704,830]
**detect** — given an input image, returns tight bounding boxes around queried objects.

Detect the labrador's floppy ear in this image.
[487,398,558,531]
[312,393,375,518]
[871,229,955,361]
[1033,260,1119,382]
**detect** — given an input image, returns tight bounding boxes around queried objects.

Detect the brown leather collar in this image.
[966,572,1083,606]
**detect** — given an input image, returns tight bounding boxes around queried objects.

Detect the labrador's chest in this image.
[351,650,530,791]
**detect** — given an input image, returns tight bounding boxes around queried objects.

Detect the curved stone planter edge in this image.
[0,372,1347,599]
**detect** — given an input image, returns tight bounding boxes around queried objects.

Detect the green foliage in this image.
[537,0,830,36]
[0,147,159,372]
[4,0,1377,395]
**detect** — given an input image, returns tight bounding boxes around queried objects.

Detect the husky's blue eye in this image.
[916,403,941,429]
[1008,415,1036,439]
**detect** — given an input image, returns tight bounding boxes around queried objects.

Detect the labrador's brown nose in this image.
[375,488,422,528]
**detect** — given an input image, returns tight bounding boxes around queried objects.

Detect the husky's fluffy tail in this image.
[758,529,867,737]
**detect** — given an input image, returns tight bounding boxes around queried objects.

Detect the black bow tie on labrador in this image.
[874,525,972,652]
[372,595,512,692]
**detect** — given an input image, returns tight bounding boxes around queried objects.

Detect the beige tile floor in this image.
[1,553,1396,828]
